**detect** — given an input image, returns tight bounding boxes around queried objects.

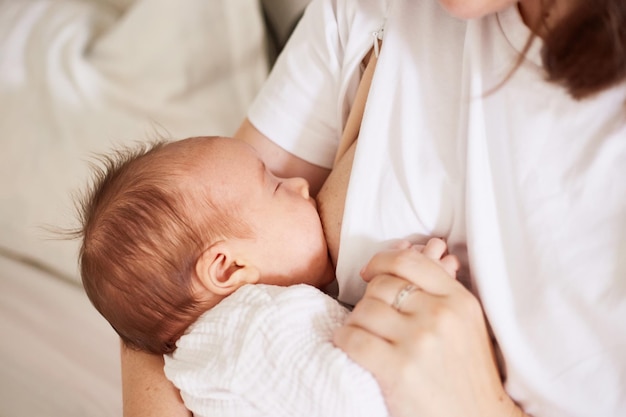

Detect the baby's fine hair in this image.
[76,137,248,354]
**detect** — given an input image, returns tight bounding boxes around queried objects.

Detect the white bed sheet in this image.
[0,255,122,416]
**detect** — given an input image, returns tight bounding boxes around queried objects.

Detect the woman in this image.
[121,0,626,416]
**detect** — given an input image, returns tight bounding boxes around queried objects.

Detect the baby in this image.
[77,136,452,417]
[78,136,334,354]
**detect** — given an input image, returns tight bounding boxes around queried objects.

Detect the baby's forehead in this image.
[155,138,214,168]
[167,136,240,156]
[181,137,260,163]
[154,137,261,186]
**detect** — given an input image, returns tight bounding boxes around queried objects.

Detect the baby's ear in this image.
[194,241,260,296]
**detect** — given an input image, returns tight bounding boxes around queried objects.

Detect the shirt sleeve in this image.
[247,0,344,168]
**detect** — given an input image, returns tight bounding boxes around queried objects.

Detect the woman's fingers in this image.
[342,293,416,340]
[361,244,457,296]
[332,323,399,385]
[439,254,460,278]
[364,274,412,304]
[361,274,428,313]
[420,237,448,260]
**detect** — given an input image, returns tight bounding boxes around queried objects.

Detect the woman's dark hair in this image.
[495,1,625,100]
[542,0,626,99]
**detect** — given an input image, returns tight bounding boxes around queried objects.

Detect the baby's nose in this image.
[284,177,310,199]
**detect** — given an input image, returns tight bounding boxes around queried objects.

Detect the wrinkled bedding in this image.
[0,0,269,415]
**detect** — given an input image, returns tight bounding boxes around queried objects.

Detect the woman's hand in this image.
[333,238,525,417]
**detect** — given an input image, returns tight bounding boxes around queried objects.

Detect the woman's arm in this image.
[121,342,191,417]
[234,118,330,196]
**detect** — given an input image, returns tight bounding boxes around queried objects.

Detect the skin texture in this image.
[120,343,191,417]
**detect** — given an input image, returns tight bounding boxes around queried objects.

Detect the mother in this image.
[122,0,626,416]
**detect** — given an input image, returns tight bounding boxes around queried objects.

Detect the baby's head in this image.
[78,136,333,354]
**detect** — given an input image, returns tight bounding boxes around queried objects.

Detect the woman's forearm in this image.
[120,341,191,417]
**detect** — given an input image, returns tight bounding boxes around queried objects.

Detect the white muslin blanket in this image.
[164,284,389,417]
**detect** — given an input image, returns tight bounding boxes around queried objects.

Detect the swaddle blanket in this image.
[164,284,389,417]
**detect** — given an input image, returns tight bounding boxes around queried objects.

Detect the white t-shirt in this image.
[164,284,387,417]
[248,0,626,416]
